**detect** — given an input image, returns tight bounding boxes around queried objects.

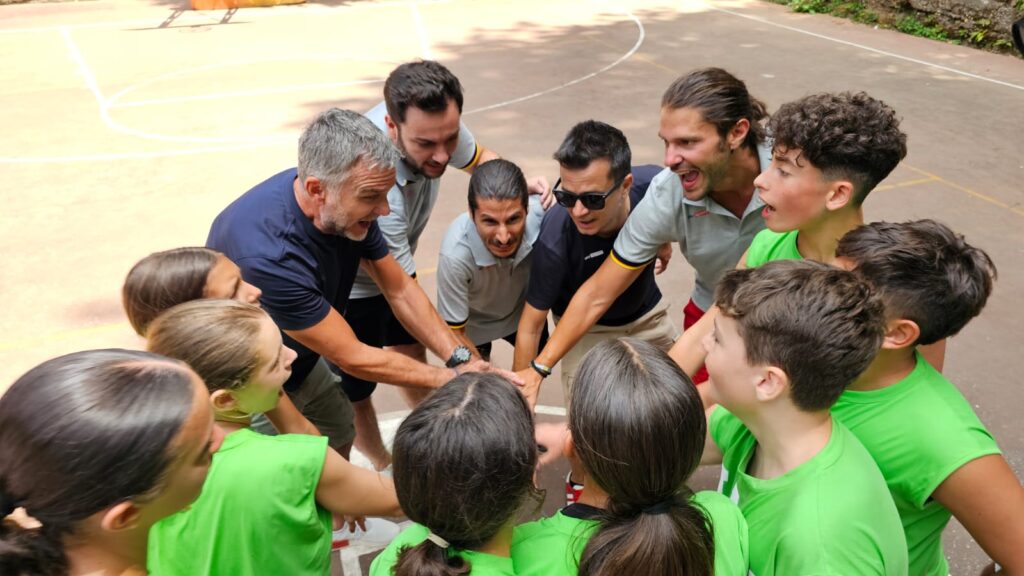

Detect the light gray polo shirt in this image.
[436,196,545,345]
[611,141,772,311]
[350,101,480,299]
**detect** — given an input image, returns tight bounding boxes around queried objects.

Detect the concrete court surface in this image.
[1,0,1022,573]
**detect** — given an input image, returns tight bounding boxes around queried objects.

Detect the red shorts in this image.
[683,299,709,384]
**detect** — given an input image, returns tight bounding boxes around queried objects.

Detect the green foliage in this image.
[786,0,879,23]
[895,15,949,40]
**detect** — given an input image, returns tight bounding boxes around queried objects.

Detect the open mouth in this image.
[676,168,701,191]
[759,194,776,218]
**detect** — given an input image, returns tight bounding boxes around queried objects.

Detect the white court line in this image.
[109,79,383,109]
[464,6,646,115]
[60,27,107,107]
[411,3,434,60]
[707,4,1024,92]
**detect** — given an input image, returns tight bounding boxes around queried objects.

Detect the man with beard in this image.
[517,68,771,407]
[347,61,547,471]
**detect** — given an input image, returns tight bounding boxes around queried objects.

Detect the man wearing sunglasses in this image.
[511,120,677,401]
[515,69,771,409]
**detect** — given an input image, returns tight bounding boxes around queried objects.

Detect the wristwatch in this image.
[445,345,472,369]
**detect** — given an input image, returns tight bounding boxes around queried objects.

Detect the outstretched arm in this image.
[512,304,550,372]
[316,447,403,518]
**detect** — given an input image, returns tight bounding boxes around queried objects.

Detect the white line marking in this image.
[464,6,645,115]
[411,3,434,60]
[535,405,568,417]
[60,27,106,106]
[706,4,1024,92]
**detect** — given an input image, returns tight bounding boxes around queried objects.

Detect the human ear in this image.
[728,118,751,151]
[100,501,141,533]
[881,318,920,350]
[384,115,399,145]
[755,366,788,402]
[562,432,575,461]
[304,177,325,202]
[825,180,855,211]
[210,389,240,414]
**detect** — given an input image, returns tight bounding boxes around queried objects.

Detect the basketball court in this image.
[1,0,1022,572]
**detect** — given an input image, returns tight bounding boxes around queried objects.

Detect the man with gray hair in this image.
[207,108,497,464]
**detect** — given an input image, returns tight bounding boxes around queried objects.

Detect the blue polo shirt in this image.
[207,168,390,392]
[525,165,662,326]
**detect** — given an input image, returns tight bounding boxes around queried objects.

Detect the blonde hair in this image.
[147,299,267,393]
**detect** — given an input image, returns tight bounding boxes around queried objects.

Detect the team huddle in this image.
[1,60,1022,576]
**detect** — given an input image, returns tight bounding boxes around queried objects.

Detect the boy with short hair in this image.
[671,92,922,376]
[833,219,1024,575]
[701,260,908,576]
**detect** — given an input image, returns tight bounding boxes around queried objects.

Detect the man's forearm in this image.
[336,342,451,389]
[387,277,461,361]
[512,307,548,371]
[535,285,613,368]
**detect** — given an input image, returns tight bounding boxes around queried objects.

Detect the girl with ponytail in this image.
[0,349,220,576]
[512,337,749,576]
[370,373,540,576]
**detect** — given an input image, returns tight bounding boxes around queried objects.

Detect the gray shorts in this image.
[252,357,356,452]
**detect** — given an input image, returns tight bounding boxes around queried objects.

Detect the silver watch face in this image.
[448,346,471,367]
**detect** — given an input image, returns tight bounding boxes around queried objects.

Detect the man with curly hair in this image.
[668,91,916,377]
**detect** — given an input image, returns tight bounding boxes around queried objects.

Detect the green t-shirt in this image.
[745,229,801,268]
[148,428,331,576]
[510,490,748,576]
[370,523,515,576]
[710,407,908,576]
[832,352,1001,576]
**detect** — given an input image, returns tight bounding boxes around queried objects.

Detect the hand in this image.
[333,514,367,533]
[978,562,998,575]
[456,359,525,387]
[535,422,569,468]
[515,368,545,409]
[654,242,673,275]
[527,175,555,210]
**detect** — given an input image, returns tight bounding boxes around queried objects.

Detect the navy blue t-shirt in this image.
[207,168,389,391]
[526,165,662,326]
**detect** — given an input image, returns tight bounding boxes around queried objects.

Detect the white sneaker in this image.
[332,517,401,549]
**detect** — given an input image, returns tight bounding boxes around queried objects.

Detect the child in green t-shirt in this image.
[833,219,1024,575]
[512,337,749,576]
[701,260,908,576]
[670,92,930,379]
[370,373,538,576]
[144,300,402,576]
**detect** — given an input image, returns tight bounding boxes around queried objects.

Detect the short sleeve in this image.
[236,256,331,332]
[436,251,474,329]
[452,121,480,170]
[361,220,390,261]
[375,188,415,274]
[612,173,681,268]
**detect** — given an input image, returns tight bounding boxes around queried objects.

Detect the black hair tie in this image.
[0,490,17,517]
[641,500,674,515]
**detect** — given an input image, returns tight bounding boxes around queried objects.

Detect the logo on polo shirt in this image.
[584,250,605,261]
[693,209,710,218]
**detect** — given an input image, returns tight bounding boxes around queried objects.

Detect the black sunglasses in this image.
[552,177,624,211]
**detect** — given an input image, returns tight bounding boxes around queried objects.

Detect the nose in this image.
[209,425,226,455]
[244,282,261,304]
[701,331,714,353]
[571,199,590,219]
[495,225,511,244]
[283,346,298,369]
[432,144,450,166]
[375,196,391,217]
[664,144,683,168]
[753,170,768,191]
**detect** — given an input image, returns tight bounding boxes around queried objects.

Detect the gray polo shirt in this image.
[350,101,480,299]
[611,141,772,311]
[436,196,545,345]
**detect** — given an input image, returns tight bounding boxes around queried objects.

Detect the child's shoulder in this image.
[746,229,800,268]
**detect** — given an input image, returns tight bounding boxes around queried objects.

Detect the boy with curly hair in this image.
[669,92,927,377]
[833,220,1024,575]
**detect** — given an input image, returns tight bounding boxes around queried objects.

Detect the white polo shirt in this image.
[436,196,545,345]
[350,101,481,299]
[611,141,772,311]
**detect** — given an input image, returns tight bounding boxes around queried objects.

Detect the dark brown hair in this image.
[715,260,886,411]
[661,67,767,151]
[122,247,220,336]
[392,373,538,576]
[571,338,713,576]
[384,60,464,125]
[0,350,195,576]
[146,299,267,393]
[836,219,996,345]
[553,120,632,185]
[769,92,907,204]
